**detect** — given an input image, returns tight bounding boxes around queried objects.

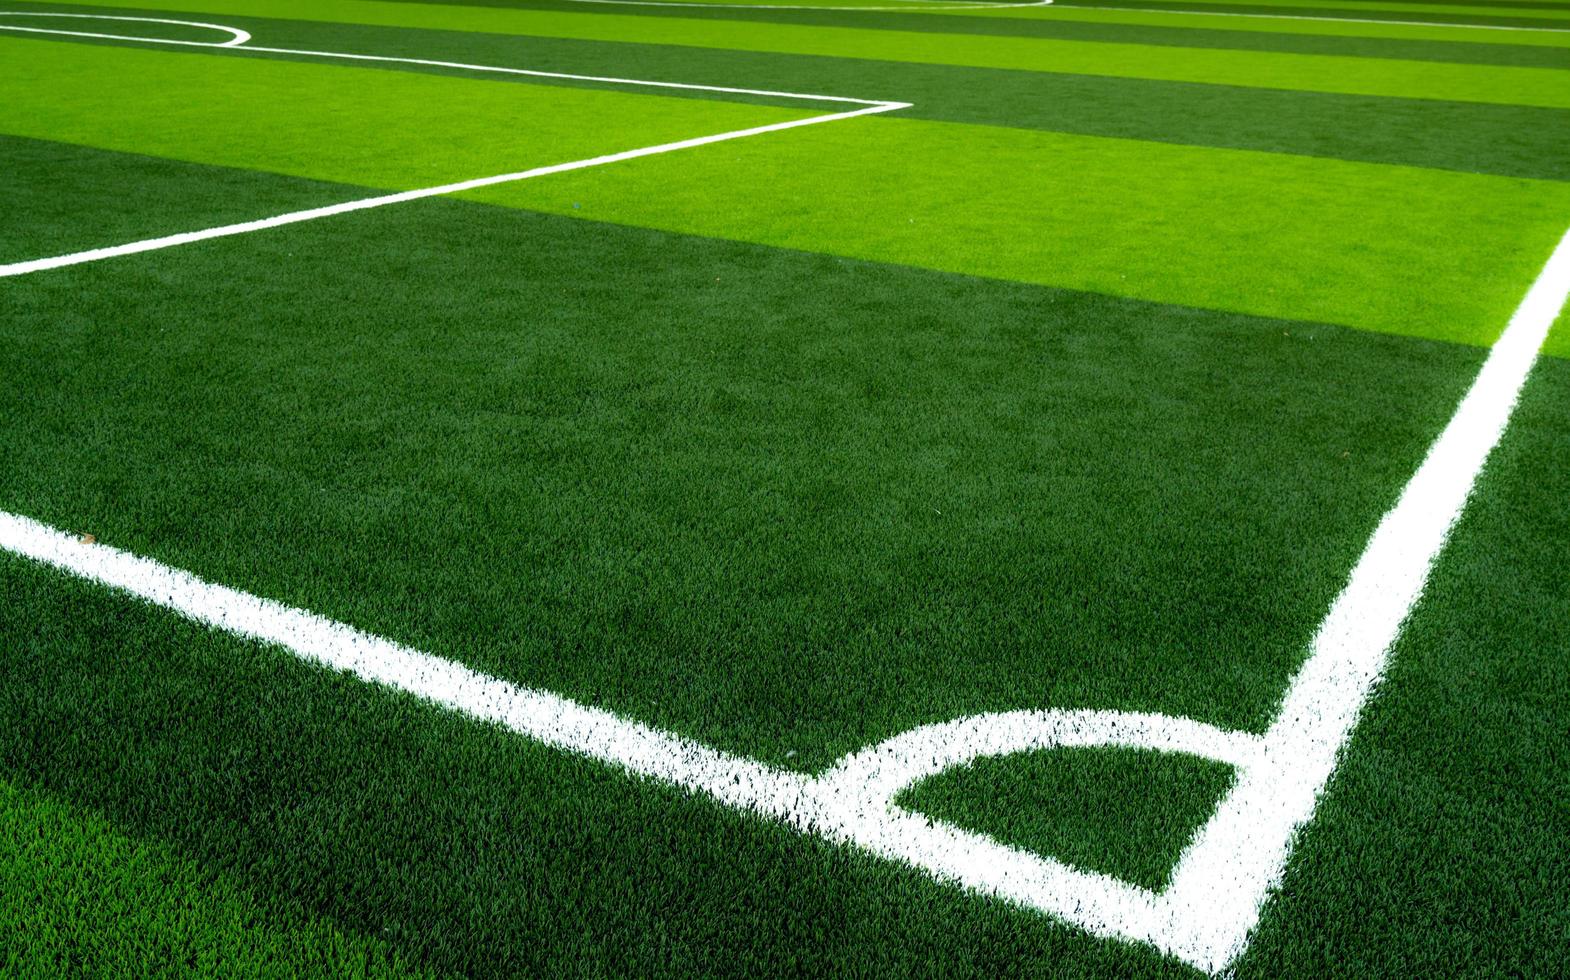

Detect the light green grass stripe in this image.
[0,37,812,192]
[38,0,1570,107]
[948,7,1570,47]
[1075,0,1570,18]
[0,778,434,977]
[473,115,1570,349]
[6,35,1568,348]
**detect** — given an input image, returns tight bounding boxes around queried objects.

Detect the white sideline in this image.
[5,11,1570,975]
[1158,226,1570,970]
[0,15,908,279]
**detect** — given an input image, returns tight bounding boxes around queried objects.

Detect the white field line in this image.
[1,219,1566,972]
[0,11,249,45]
[0,15,908,279]
[1157,220,1570,972]
[4,228,1567,972]
[0,103,900,278]
[6,11,1570,975]
[1050,3,1570,33]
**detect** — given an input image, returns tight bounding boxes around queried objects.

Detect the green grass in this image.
[0,143,1486,766]
[898,747,1237,890]
[0,36,813,189]
[8,36,1568,347]
[23,10,1569,180]
[481,115,1570,348]
[31,0,1570,103]
[2,0,1567,975]
[1237,351,1570,977]
[1000,6,1570,48]
[0,779,433,977]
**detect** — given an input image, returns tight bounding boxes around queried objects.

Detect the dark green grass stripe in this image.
[357,0,1570,65]
[229,21,1570,181]
[0,555,1197,978]
[15,16,1567,181]
[1055,0,1570,30]
[1237,355,1570,977]
[1,142,1482,769]
[0,135,359,265]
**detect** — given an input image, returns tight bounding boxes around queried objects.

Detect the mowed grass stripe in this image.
[29,0,1570,106]
[963,5,1570,48]
[1,144,1489,763]
[365,0,1570,66]
[0,135,363,265]
[1053,0,1570,19]
[1062,0,1570,20]
[0,37,818,194]
[478,117,1570,348]
[40,14,1568,180]
[1055,2,1570,30]
[7,37,1569,344]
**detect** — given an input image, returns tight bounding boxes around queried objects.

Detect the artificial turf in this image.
[898,747,1238,891]
[2,0,1567,975]
[0,779,431,978]
[19,10,1570,179]
[0,144,1488,765]
[29,0,1570,104]
[9,35,1569,347]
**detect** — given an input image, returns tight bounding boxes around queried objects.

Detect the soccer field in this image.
[2,0,1567,975]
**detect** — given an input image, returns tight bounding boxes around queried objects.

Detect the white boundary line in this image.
[5,12,1570,975]
[1049,2,1570,34]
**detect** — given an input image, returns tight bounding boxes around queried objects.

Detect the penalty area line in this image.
[0,103,902,279]
[0,16,910,279]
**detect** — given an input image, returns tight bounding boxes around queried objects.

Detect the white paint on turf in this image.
[0,103,901,278]
[0,15,908,279]
[4,220,1566,971]
[0,11,249,46]
[4,10,1570,976]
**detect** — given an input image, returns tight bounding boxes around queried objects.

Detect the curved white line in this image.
[0,12,251,47]
[817,709,1260,813]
